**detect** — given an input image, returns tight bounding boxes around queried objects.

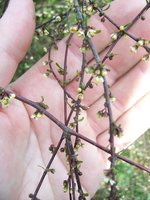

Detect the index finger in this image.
[0,0,35,87]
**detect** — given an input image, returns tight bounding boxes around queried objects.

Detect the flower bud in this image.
[70,25,78,33]
[119,25,125,31]
[95,76,104,84]
[111,33,118,41]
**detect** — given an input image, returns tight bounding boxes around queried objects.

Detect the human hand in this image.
[0,0,149,199]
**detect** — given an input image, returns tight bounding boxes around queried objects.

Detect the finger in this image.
[66,5,150,105]
[0,0,35,87]
[87,59,150,135]
[97,92,150,153]
[37,0,147,82]
[100,7,150,80]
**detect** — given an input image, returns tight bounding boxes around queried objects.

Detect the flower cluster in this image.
[31,96,49,120]
[130,39,150,53]
[0,91,16,108]
[85,63,109,85]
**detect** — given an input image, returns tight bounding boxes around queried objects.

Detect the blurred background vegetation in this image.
[0,0,150,199]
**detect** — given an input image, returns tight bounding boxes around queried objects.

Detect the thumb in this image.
[0,0,35,87]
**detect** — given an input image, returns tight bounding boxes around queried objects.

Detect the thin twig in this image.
[1,87,150,173]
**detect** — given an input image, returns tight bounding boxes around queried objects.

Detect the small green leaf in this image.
[78,116,84,122]
[80,82,86,90]
[48,168,56,174]
[56,62,65,75]
[0,89,4,95]
[76,160,83,169]
[63,180,69,193]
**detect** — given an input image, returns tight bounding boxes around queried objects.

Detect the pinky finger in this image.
[97,92,150,153]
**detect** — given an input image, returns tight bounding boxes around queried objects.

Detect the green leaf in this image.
[56,62,65,75]
[63,180,69,193]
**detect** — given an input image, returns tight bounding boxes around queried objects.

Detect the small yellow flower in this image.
[55,16,61,22]
[130,45,138,53]
[78,93,84,100]
[110,96,116,103]
[0,97,10,108]
[141,54,149,62]
[111,33,118,41]
[9,93,16,99]
[101,69,108,77]
[31,111,43,120]
[86,5,93,15]
[43,47,47,53]
[87,29,96,38]
[80,47,86,53]
[77,87,82,93]
[95,76,104,84]
[43,29,49,36]
[87,5,93,12]
[95,69,101,75]
[85,67,89,73]
[77,29,85,37]
[42,61,48,66]
[38,29,44,37]
[137,40,144,47]
[119,25,125,31]
[69,25,78,33]
[43,73,48,78]
[0,93,16,108]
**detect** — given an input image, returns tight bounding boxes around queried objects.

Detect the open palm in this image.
[0,0,149,199]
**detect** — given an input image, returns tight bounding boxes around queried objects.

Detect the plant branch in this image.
[1,87,150,174]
